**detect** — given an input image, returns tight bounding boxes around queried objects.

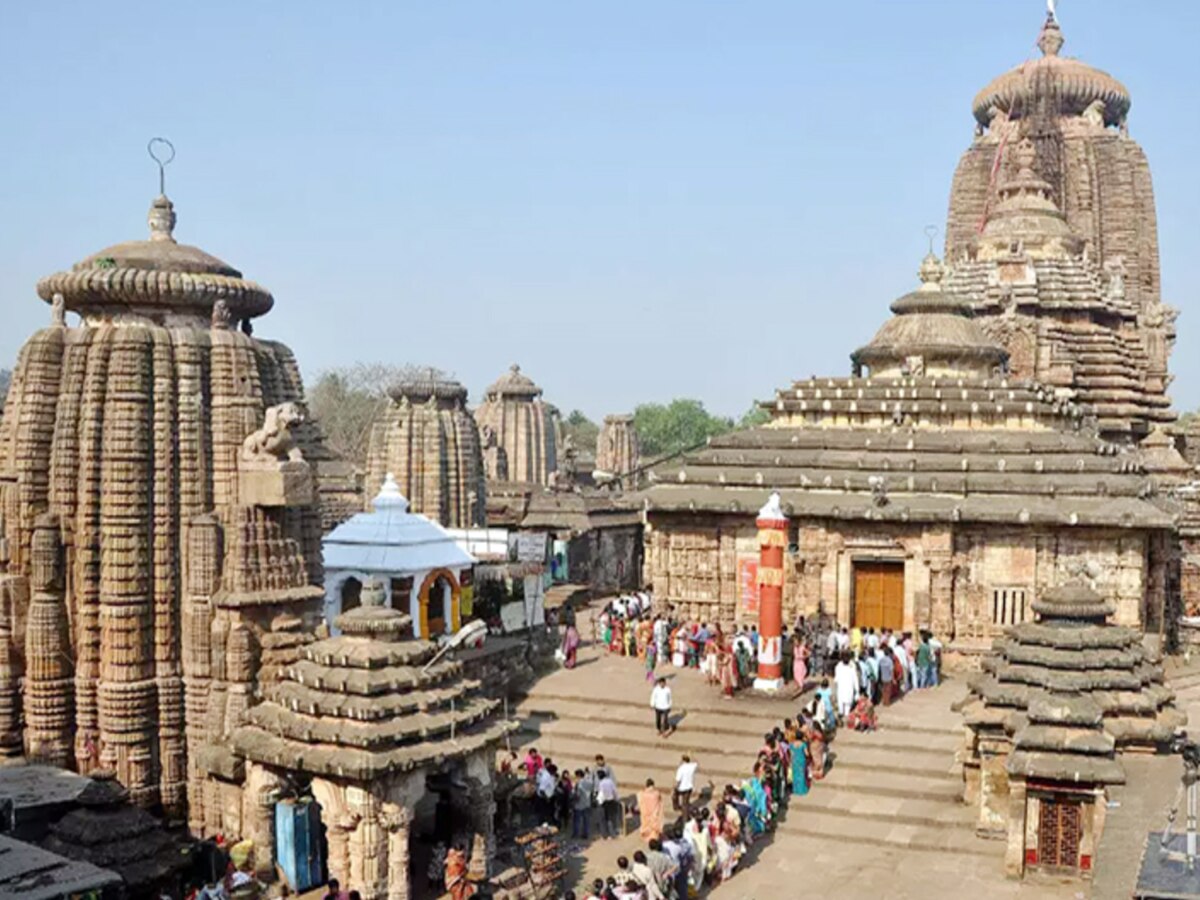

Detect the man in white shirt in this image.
[535,763,558,825]
[596,769,621,838]
[833,655,860,718]
[650,677,673,736]
[674,754,699,817]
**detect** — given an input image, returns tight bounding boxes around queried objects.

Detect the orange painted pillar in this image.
[754,492,788,693]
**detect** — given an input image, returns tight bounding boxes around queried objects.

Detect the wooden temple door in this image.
[1037,795,1082,869]
[853,562,904,631]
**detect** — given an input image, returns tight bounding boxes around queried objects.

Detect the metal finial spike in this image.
[147,137,176,196]
[924,225,939,255]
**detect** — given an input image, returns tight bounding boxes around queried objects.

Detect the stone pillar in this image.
[326,809,360,891]
[754,493,787,692]
[1004,776,1029,879]
[381,803,412,900]
[0,574,26,759]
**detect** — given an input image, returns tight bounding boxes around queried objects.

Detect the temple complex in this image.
[642,250,1175,643]
[474,365,559,486]
[959,580,1182,878]
[230,578,511,900]
[364,374,488,529]
[0,184,328,827]
[641,9,1187,649]
[944,12,1176,443]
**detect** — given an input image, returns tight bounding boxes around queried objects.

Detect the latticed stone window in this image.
[991,586,1029,627]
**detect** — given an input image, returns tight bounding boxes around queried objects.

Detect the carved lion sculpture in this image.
[241,402,306,463]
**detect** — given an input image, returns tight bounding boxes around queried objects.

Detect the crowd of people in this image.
[589,600,944,707]
[549,606,946,899]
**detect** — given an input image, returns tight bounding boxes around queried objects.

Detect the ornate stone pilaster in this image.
[381,803,412,900]
[24,515,74,767]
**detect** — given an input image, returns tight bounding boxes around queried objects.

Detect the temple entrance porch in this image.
[852,560,905,631]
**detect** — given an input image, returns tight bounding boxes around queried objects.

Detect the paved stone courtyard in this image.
[510,621,1200,899]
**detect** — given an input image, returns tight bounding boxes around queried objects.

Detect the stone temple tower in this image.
[944,10,1176,442]
[364,373,488,527]
[473,365,559,485]
[0,185,327,825]
[595,414,641,484]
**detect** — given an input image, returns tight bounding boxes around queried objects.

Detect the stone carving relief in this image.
[241,403,306,464]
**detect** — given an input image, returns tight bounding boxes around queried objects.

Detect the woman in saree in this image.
[600,609,613,649]
[711,802,739,883]
[444,842,475,900]
[562,623,581,669]
[624,618,637,657]
[802,715,827,781]
[790,733,810,796]
[718,639,737,699]
[611,617,626,655]
[792,631,810,689]
[742,767,769,836]
[636,617,653,659]
[702,636,719,685]
[683,809,713,888]
[644,637,658,682]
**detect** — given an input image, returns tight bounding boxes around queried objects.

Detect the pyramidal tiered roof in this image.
[964,581,1184,761]
[231,579,512,781]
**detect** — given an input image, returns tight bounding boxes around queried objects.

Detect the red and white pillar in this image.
[754,492,788,693]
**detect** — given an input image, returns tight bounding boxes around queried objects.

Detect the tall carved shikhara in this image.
[0,190,327,823]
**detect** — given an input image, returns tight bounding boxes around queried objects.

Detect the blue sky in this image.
[2,1,1197,420]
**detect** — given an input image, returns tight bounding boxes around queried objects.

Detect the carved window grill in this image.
[991,586,1028,628]
[1037,795,1082,869]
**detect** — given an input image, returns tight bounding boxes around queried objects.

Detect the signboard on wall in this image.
[514,532,548,563]
[738,558,759,614]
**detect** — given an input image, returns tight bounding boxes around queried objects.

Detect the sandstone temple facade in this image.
[474,365,559,486]
[0,189,328,830]
[364,373,488,528]
[943,13,1175,443]
[641,10,1186,652]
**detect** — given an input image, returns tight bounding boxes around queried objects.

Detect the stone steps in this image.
[518,691,960,739]
[774,811,991,857]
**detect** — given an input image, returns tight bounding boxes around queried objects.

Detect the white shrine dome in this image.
[323,474,476,575]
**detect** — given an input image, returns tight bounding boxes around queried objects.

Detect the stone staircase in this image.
[512,683,986,859]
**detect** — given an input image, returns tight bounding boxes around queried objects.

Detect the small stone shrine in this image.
[40,770,190,896]
[365,373,488,528]
[0,173,328,827]
[231,578,512,900]
[474,365,559,486]
[960,580,1184,878]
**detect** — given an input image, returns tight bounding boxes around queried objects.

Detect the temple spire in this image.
[1038,6,1064,57]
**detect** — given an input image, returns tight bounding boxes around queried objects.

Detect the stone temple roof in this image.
[231,580,512,781]
[485,364,543,400]
[972,13,1131,128]
[36,195,274,322]
[387,372,470,406]
[642,420,1173,530]
[963,580,1184,756]
[853,253,1007,375]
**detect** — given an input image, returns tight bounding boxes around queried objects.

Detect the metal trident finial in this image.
[147,137,176,196]
[924,225,938,255]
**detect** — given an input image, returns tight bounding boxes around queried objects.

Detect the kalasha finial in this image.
[1038,3,1064,57]
[146,138,178,243]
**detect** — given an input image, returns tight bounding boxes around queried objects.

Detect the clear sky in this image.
[2,1,1197,422]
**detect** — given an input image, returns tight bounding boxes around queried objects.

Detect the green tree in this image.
[307,363,448,468]
[633,399,734,458]
[560,409,600,453]
[738,402,771,429]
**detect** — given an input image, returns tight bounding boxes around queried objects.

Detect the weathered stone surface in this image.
[474,365,559,486]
